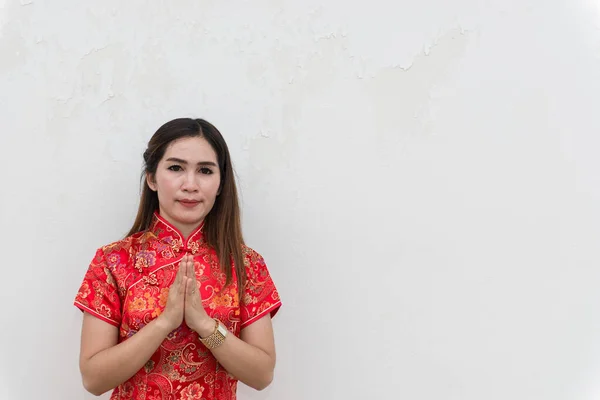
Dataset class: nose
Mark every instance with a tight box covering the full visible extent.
[181,171,199,192]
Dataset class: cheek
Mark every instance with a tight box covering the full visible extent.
[209,178,221,197]
[155,175,178,197]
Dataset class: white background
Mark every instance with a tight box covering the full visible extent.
[1,0,600,399]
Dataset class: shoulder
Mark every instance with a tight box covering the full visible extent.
[240,245,275,281]
[94,231,149,270]
[241,245,273,275]
[241,245,266,266]
[238,245,281,318]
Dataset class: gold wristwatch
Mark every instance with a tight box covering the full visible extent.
[199,319,228,349]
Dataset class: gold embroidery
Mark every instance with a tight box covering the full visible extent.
[188,240,200,254]
[170,238,183,253]
[74,213,281,399]
[143,273,158,286]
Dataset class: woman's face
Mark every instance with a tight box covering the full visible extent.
[147,136,221,238]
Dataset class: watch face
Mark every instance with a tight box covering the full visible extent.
[217,324,228,337]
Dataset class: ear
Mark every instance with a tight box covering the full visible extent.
[146,173,157,191]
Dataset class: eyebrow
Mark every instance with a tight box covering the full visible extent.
[165,157,218,167]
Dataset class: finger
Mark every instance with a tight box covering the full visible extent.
[187,257,194,280]
[181,256,188,277]
[186,277,194,299]
[181,256,187,280]
[190,276,200,300]
[187,261,196,290]
[174,260,183,286]
[179,275,186,295]
[190,274,200,299]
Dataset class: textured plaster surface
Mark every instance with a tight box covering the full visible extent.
[1,1,600,399]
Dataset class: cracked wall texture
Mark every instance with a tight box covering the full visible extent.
[1,1,600,399]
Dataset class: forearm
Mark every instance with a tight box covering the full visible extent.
[81,317,171,395]
[195,321,275,390]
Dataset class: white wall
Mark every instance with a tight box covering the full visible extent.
[1,0,600,399]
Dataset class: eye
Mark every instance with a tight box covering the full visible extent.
[200,167,213,175]
[168,165,183,172]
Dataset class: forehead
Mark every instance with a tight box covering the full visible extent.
[162,136,217,162]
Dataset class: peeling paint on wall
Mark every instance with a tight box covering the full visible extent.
[365,27,470,142]
[2,2,600,400]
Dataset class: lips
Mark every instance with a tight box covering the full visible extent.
[179,199,200,207]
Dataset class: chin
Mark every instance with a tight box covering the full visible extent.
[177,212,205,226]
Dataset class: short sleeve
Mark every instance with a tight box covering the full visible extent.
[74,248,122,327]
[240,250,282,329]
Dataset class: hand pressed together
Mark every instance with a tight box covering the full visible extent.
[159,254,214,336]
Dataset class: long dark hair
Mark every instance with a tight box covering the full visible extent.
[127,118,245,290]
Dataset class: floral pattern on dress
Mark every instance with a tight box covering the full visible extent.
[74,211,281,399]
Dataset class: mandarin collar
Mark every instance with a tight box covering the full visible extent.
[149,211,206,255]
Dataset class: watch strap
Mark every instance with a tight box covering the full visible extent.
[199,319,228,349]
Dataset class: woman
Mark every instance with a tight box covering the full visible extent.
[73,118,282,399]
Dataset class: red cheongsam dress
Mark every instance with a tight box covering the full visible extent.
[73,212,282,400]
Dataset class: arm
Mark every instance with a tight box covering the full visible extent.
[195,314,277,391]
[79,313,172,396]
[79,258,187,396]
[182,254,278,391]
